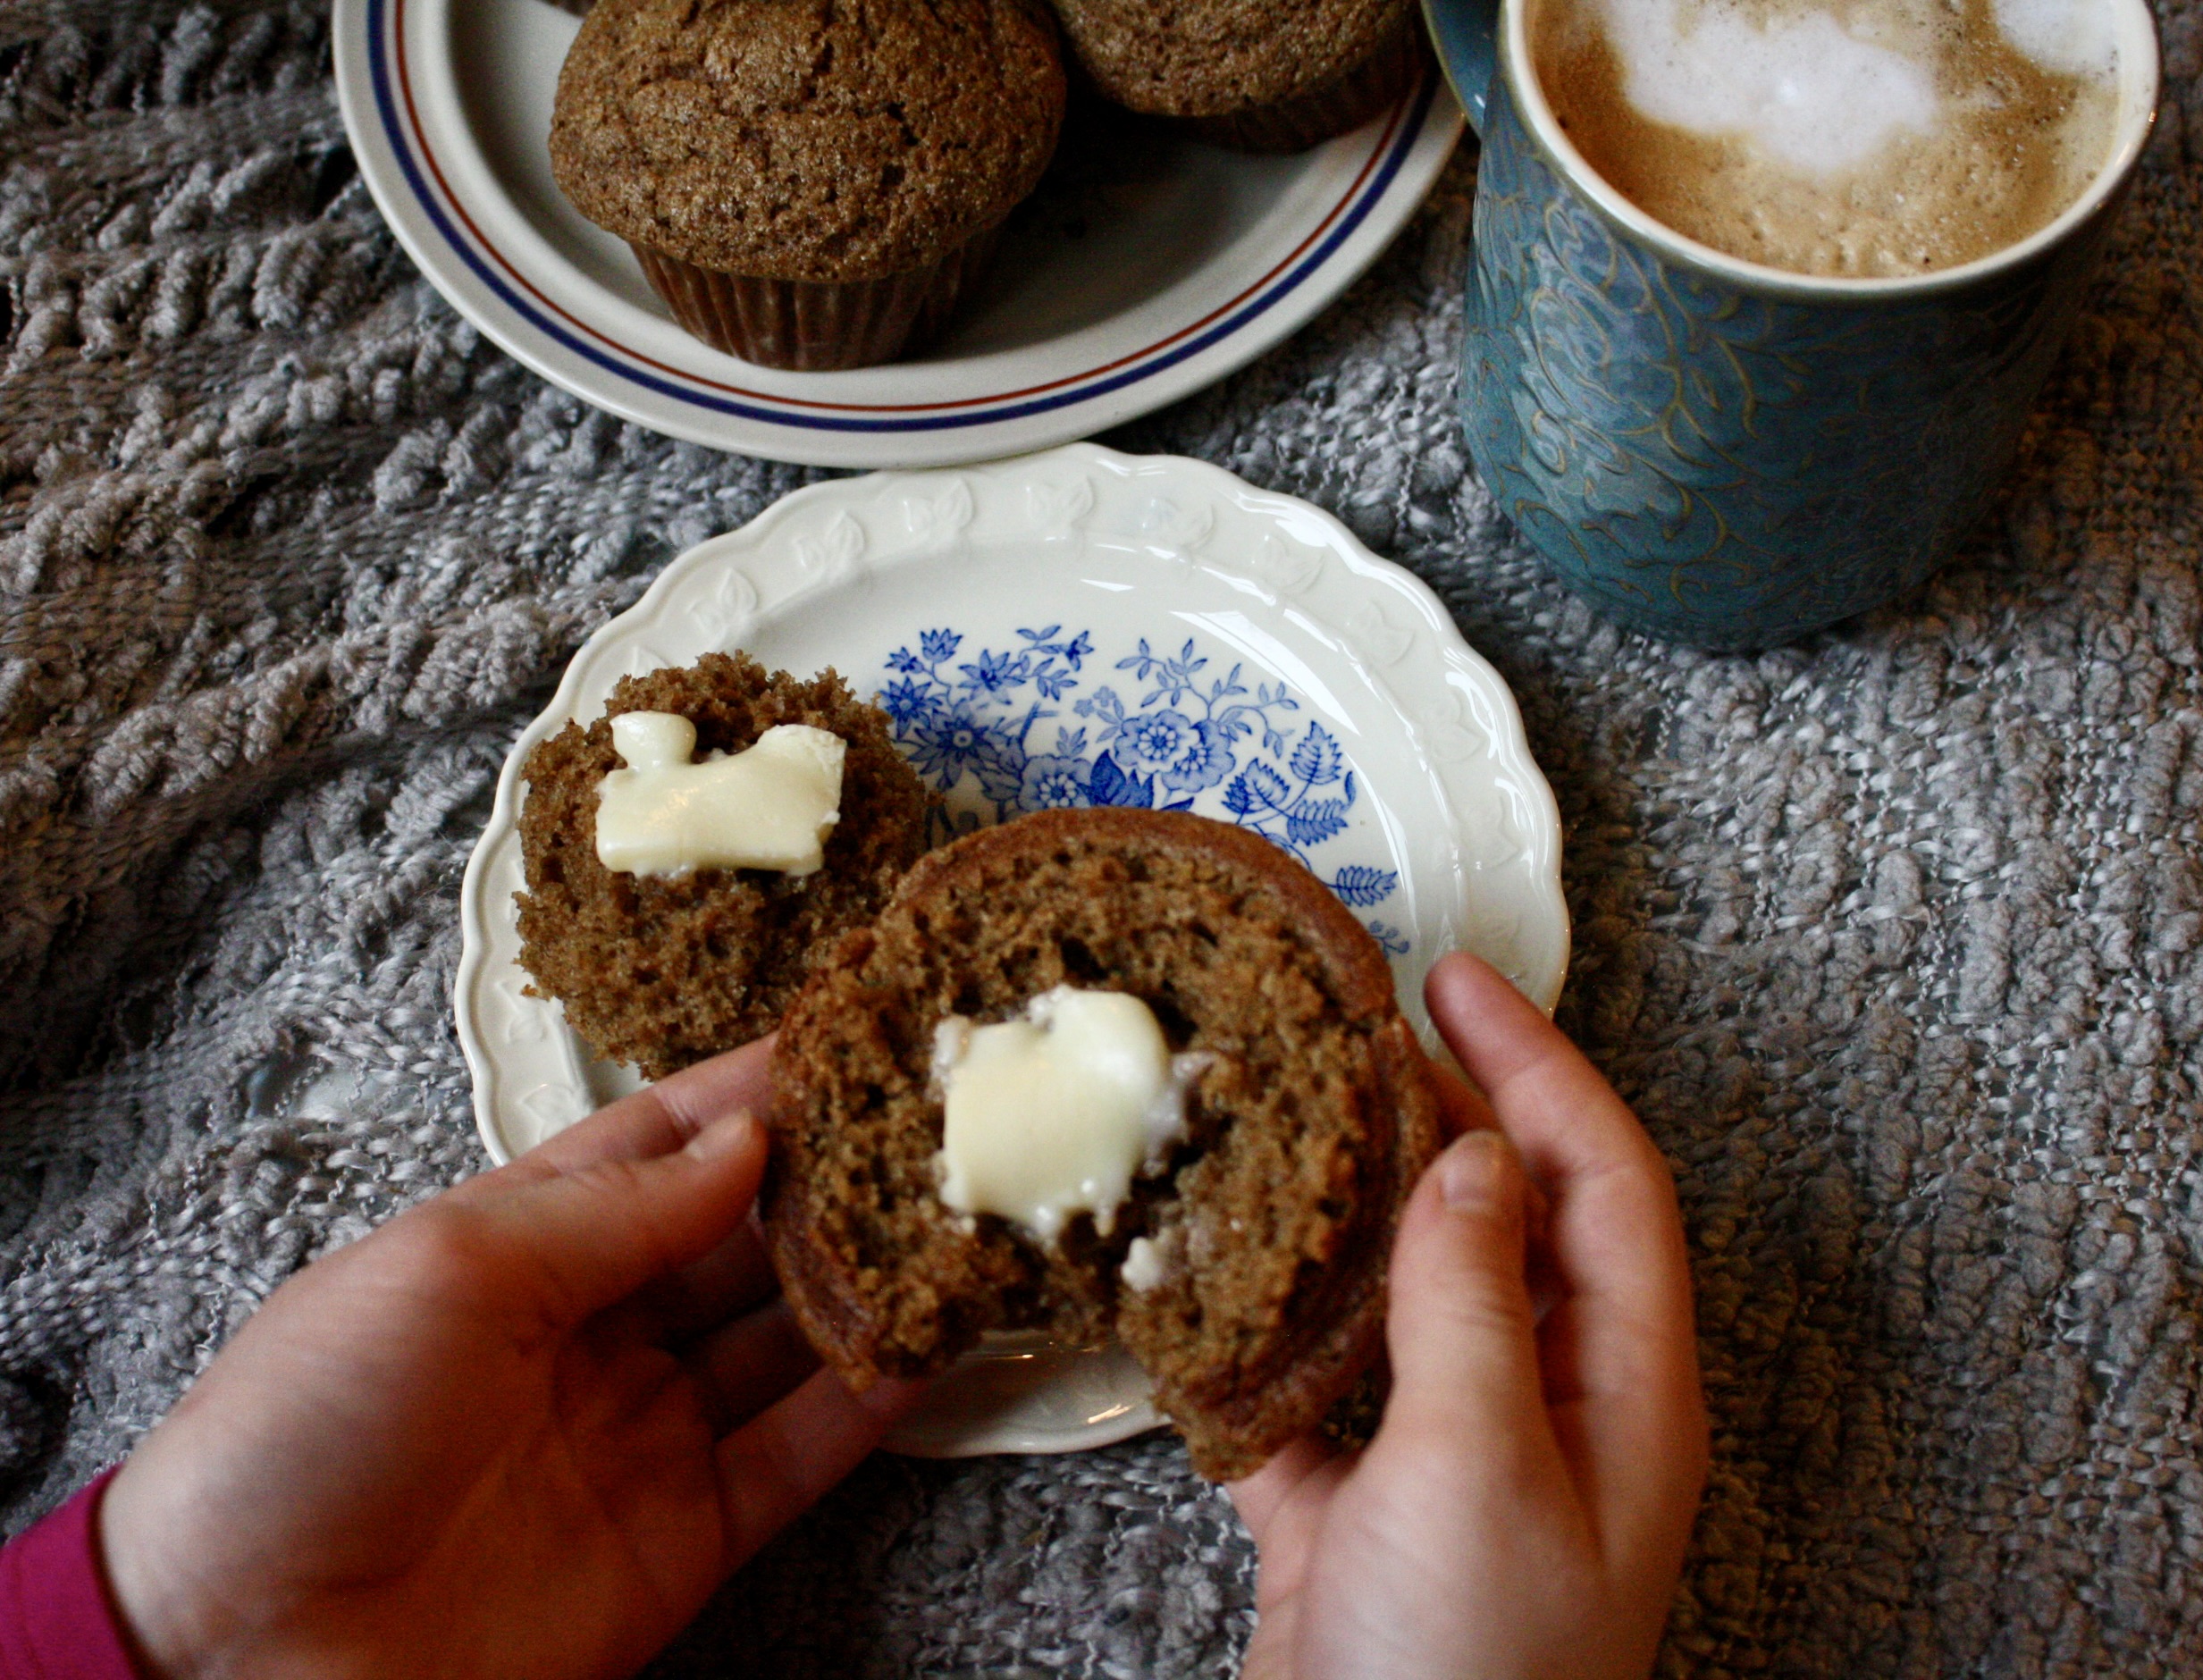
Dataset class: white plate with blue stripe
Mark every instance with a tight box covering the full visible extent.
[333,0,1462,468]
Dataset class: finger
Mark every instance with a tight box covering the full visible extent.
[1229,1437,1350,1630]
[716,1368,926,1568]
[1424,953,1694,1359]
[437,1110,771,1331]
[1428,1054,1494,1141]
[508,1038,778,1181]
[1423,953,1706,1554]
[620,1214,779,1345]
[1228,1434,1341,1544]
[685,1300,821,1435]
[1426,956,1665,1192]
[538,1037,778,1172]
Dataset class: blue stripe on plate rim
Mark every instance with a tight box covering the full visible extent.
[364,0,1441,435]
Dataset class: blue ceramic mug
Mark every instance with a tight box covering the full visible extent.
[1424,0,2160,651]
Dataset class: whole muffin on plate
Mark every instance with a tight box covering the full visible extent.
[549,0,1066,370]
[515,652,933,1079]
[1047,0,1427,152]
[764,807,1442,1480]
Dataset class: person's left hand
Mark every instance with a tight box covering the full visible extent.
[98,1039,914,1680]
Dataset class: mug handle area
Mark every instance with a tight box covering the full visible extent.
[1420,0,1501,131]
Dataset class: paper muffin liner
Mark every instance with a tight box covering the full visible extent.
[630,223,1003,371]
[1184,15,1431,154]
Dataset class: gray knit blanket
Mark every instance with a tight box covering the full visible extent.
[6,3,2203,1675]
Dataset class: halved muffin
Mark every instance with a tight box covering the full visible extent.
[516,652,933,1078]
[765,807,1441,1479]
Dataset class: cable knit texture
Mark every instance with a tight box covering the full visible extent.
[4,4,2203,1676]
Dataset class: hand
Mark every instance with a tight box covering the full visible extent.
[99,1040,916,1680]
[1232,953,1708,1680]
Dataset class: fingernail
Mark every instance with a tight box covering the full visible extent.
[1439,1131,1505,1211]
[685,1110,757,1163]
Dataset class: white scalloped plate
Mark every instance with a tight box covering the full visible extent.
[332,0,1462,468]
[454,443,1568,1457]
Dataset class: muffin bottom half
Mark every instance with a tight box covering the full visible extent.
[1181,10,1431,153]
[630,223,1003,371]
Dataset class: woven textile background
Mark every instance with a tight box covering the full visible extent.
[6,3,2203,1674]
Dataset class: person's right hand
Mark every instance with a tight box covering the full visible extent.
[1232,953,1709,1680]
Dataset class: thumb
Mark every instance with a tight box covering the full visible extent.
[1376,1130,1560,1472]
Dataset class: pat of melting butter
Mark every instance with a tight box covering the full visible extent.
[1120,1230,1180,1293]
[593,712,844,878]
[933,987,1207,1245]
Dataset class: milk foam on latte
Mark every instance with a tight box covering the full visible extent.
[1990,0,2117,77]
[1599,0,1938,172]
[1534,0,2123,277]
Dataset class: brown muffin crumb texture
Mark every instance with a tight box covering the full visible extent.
[516,652,932,1079]
[1047,0,1415,118]
[551,0,1067,281]
[766,808,1442,1480]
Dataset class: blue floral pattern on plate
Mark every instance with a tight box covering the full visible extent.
[879,626,1408,954]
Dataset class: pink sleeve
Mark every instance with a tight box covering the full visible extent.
[0,1468,142,1680]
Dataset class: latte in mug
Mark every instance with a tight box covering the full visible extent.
[1532,0,2124,278]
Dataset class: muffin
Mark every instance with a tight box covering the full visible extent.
[1047,0,1428,152]
[515,652,932,1079]
[765,807,1442,1479]
[549,0,1067,369]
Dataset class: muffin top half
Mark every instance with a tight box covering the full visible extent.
[551,0,1066,281]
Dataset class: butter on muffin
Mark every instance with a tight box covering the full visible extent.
[765,807,1442,1480]
[1047,0,1427,152]
[549,0,1066,369]
[515,652,932,1079]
